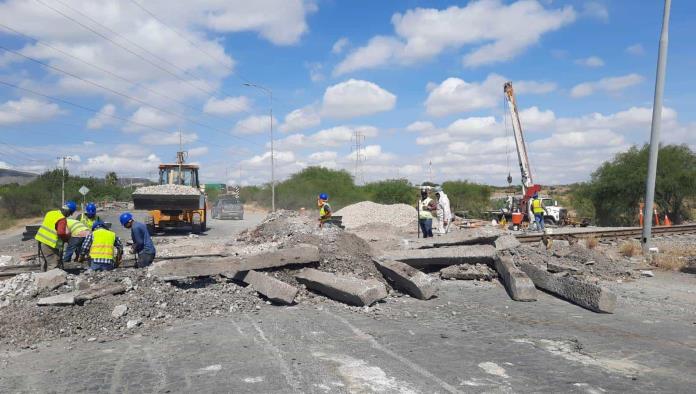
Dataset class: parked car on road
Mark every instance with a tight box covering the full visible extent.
[211,197,244,220]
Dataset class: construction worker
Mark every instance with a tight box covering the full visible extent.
[63,217,90,263]
[434,186,453,234]
[120,212,156,268]
[317,193,332,227]
[78,202,101,229]
[418,188,437,238]
[531,193,547,231]
[35,201,76,271]
[79,221,123,271]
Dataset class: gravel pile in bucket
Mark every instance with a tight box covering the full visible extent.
[133,184,200,195]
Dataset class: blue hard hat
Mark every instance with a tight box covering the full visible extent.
[319,193,328,200]
[119,212,133,227]
[64,201,77,213]
[85,202,97,216]
[533,193,539,198]
[92,220,106,231]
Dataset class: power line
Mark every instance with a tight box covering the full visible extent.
[0,44,261,146]
[0,23,249,124]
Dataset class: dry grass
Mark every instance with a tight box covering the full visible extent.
[619,240,642,257]
[651,244,696,272]
[585,235,599,249]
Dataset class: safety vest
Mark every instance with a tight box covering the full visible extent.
[79,213,99,230]
[66,218,89,235]
[35,210,64,249]
[319,203,331,222]
[90,228,116,261]
[419,198,433,219]
[532,198,544,214]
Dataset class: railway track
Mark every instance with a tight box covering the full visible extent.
[515,224,696,243]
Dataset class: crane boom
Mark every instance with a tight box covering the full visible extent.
[503,81,534,193]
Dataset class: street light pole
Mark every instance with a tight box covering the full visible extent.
[642,0,672,254]
[57,155,72,204]
[244,83,275,212]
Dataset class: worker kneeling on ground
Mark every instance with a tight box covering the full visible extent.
[120,212,156,268]
[35,201,76,271]
[63,217,91,263]
[78,202,101,229]
[317,193,332,228]
[531,193,547,232]
[79,221,123,271]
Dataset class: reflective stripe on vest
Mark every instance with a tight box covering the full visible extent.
[90,228,116,260]
[319,204,331,222]
[532,199,544,214]
[419,198,433,219]
[67,218,89,234]
[35,210,64,248]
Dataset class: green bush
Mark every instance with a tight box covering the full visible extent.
[442,181,492,218]
[363,179,415,205]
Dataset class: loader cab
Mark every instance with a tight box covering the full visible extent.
[159,164,200,188]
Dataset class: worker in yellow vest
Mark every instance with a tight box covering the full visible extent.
[79,221,123,271]
[35,201,76,271]
[63,218,91,263]
[78,202,101,229]
[317,193,332,228]
[531,193,547,232]
[418,188,437,238]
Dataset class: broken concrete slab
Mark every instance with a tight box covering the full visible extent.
[150,244,319,281]
[440,263,497,281]
[518,262,616,313]
[34,268,67,291]
[380,245,496,268]
[547,261,581,273]
[495,234,521,251]
[75,284,126,302]
[295,268,387,306]
[37,292,77,306]
[241,270,298,305]
[430,227,503,248]
[373,259,438,300]
[494,255,537,302]
[126,319,142,329]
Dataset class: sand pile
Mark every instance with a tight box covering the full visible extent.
[335,201,417,229]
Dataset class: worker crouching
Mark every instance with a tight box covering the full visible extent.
[80,221,123,271]
[63,217,90,263]
[120,212,156,268]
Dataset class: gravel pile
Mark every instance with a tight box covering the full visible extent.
[0,273,37,299]
[335,201,417,229]
[133,184,200,195]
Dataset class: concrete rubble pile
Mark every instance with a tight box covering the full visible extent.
[133,184,200,195]
[334,201,417,230]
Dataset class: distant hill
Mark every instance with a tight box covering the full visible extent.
[0,168,38,185]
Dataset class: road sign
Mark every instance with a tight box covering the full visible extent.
[79,186,90,196]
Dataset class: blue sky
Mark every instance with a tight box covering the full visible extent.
[0,0,694,186]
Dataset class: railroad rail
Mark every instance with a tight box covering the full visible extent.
[515,224,696,243]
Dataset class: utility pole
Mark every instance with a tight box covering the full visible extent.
[244,83,275,211]
[351,129,365,185]
[642,0,672,254]
[428,160,433,184]
[57,156,72,203]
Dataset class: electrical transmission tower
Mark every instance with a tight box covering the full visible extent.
[351,129,366,185]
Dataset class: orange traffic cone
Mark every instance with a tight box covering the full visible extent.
[653,209,660,226]
[664,214,672,227]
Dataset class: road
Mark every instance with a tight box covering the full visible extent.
[1,274,695,392]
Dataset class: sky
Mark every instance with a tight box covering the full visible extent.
[0,0,694,187]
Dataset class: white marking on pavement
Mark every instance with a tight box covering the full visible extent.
[313,352,418,394]
[243,376,264,383]
[199,364,222,372]
[323,310,462,393]
[478,362,509,378]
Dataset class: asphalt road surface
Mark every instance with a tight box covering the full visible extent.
[1,274,695,392]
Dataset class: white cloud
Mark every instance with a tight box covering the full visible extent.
[334,1,576,74]
[331,37,350,54]
[242,150,296,168]
[279,106,320,133]
[626,43,645,56]
[307,62,324,82]
[531,130,624,150]
[139,131,198,145]
[275,125,378,149]
[519,106,556,130]
[424,74,504,117]
[515,81,557,95]
[86,104,116,129]
[556,106,677,133]
[575,56,605,67]
[582,2,609,22]
[446,116,498,137]
[346,144,394,162]
[125,106,177,132]
[0,161,12,169]
[308,151,337,162]
[234,114,277,134]
[406,121,435,133]
[203,96,251,115]
[322,79,396,119]
[188,146,209,158]
[570,73,644,98]
[0,97,61,125]
[81,153,162,174]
